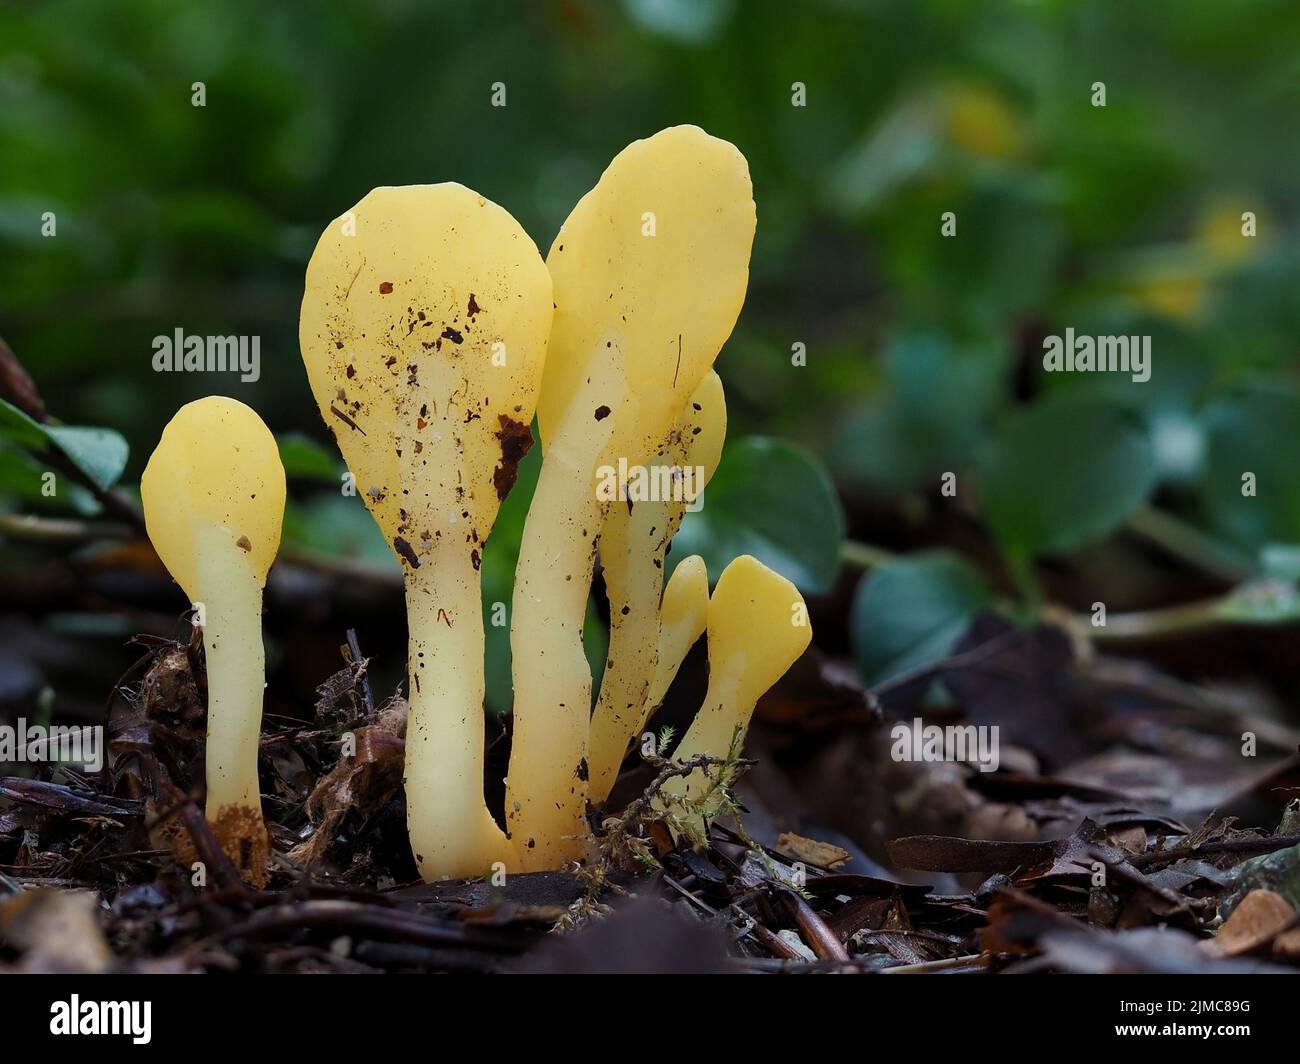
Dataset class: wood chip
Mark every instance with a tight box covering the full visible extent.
[775,831,851,869]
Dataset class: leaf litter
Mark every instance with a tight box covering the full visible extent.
[3,599,1300,974]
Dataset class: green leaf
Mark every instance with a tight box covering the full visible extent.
[623,0,732,44]
[43,426,129,492]
[832,329,1006,494]
[1198,386,1300,550]
[850,550,993,687]
[671,436,846,594]
[0,398,129,491]
[0,440,97,513]
[981,397,1158,566]
[277,432,340,482]
[0,398,47,449]
[1260,543,1300,582]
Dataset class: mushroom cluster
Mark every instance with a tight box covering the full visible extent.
[141,126,812,885]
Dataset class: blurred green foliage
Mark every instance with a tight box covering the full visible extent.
[852,550,992,686]
[3,0,1300,692]
[672,436,845,594]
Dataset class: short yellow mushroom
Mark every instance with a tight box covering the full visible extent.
[507,126,755,868]
[587,372,726,804]
[299,184,551,880]
[645,555,710,717]
[662,555,812,823]
[140,396,286,885]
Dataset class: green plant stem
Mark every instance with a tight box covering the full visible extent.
[1076,596,1228,642]
[1125,506,1255,582]
[0,512,132,543]
[0,511,404,588]
[839,539,897,569]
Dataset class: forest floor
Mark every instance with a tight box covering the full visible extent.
[3,610,1300,975]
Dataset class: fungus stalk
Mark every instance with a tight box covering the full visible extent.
[662,555,812,826]
[402,536,509,876]
[507,409,609,863]
[141,397,286,885]
[507,126,755,868]
[300,184,551,880]
[194,539,265,821]
[587,372,725,804]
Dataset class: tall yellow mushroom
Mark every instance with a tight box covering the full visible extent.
[140,396,286,885]
[299,184,551,880]
[587,372,726,804]
[507,126,755,868]
[662,555,812,826]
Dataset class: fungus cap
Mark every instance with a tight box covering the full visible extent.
[300,183,551,564]
[706,555,812,706]
[538,125,754,461]
[141,396,285,596]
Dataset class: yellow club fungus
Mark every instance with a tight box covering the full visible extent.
[587,372,726,803]
[507,126,755,868]
[140,396,286,885]
[299,184,552,880]
[663,555,812,825]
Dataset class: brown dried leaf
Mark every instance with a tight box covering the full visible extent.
[288,698,407,867]
[775,831,851,869]
[1211,888,1296,957]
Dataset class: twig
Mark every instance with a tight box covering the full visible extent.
[345,629,374,714]
[748,920,807,960]
[0,511,404,589]
[151,780,244,893]
[214,900,528,953]
[882,952,988,974]
[0,512,132,543]
[780,889,850,961]
[1130,832,1300,870]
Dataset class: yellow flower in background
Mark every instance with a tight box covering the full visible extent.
[942,82,1029,162]
[1129,273,1208,322]
[1198,199,1267,265]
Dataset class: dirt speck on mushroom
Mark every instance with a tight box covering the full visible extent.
[492,414,534,500]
